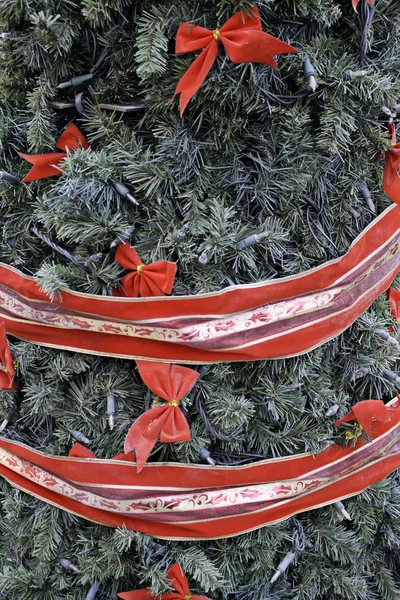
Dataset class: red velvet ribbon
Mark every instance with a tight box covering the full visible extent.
[388,287,400,320]
[118,562,210,600]
[18,123,89,183]
[68,442,134,462]
[113,243,177,298]
[335,400,390,436]
[124,361,200,472]
[173,5,298,115]
[352,0,374,11]
[0,323,17,390]
[383,123,400,206]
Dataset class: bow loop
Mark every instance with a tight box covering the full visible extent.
[0,323,17,390]
[220,6,262,33]
[221,30,298,68]
[124,361,199,472]
[19,123,88,183]
[136,361,200,402]
[173,5,298,115]
[114,243,176,298]
[335,400,390,436]
[167,563,191,597]
[175,24,215,53]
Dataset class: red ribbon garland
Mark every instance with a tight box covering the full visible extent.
[118,562,210,600]
[113,243,177,298]
[124,361,200,472]
[352,0,374,12]
[18,123,89,183]
[0,323,17,390]
[383,123,400,206]
[173,5,298,115]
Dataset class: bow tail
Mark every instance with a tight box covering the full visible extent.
[56,123,89,151]
[18,151,67,182]
[124,406,169,472]
[174,40,219,115]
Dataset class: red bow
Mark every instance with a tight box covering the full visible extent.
[113,243,177,298]
[388,287,400,320]
[0,324,17,390]
[352,0,374,12]
[68,442,134,462]
[383,123,400,206]
[173,5,298,115]
[124,361,200,472]
[335,400,390,436]
[19,123,89,183]
[118,562,210,600]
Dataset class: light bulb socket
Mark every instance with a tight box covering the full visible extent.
[70,429,90,444]
[0,171,21,184]
[58,73,94,89]
[110,180,139,205]
[198,253,208,267]
[85,581,101,600]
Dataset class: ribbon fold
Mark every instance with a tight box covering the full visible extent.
[335,400,390,436]
[0,324,17,390]
[18,123,89,183]
[68,442,134,462]
[114,243,177,298]
[124,361,200,472]
[383,123,400,206]
[118,562,210,600]
[388,287,400,320]
[173,5,298,115]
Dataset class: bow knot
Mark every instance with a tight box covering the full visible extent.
[124,361,200,472]
[173,5,298,115]
[113,243,176,298]
[212,29,220,42]
[19,123,88,183]
[344,421,363,440]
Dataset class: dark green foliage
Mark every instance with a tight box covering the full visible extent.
[0,0,400,598]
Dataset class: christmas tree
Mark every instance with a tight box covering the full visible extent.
[0,1,400,598]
